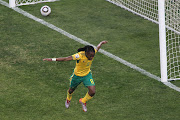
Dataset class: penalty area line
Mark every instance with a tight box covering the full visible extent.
[1,0,180,92]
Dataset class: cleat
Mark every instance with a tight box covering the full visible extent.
[79,98,87,112]
[65,99,70,108]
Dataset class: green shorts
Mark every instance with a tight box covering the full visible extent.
[69,72,95,89]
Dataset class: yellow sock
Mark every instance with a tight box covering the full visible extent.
[81,92,93,103]
[67,91,73,101]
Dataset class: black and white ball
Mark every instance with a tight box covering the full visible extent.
[40,5,51,16]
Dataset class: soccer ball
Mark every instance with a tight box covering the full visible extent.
[40,5,51,16]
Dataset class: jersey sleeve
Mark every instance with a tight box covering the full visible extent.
[72,52,81,60]
[95,48,97,53]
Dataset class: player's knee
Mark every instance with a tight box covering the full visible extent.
[91,91,95,96]
[88,86,95,96]
[89,89,95,96]
[68,88,75,94]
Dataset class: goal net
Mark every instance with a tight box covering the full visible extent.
[107,0,180,82]
[9,0,58,7]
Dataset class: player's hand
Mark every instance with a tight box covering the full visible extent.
[43,58,52,61]
[101,41,108,44]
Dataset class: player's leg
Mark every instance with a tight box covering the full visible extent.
[79,86,95,112]
[79,72,95,112]
[65,87,75,108]
[87,85,95,96]
[80,86,95,103]
[67,87,75,101]
[65,73,81,108]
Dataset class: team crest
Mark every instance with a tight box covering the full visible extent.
[75,54,79,58]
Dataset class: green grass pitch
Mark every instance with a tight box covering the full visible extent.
[0,0,180,119]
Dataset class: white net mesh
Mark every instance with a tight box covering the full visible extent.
[15,0,58,6]
[167,30,180,80]
[166,1,180,80]
[107,0,159,23]
[107,0,180,81]
[166,0,180,34]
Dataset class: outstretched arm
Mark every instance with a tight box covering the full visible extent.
[96,41,108,51]
[43,56,73,61]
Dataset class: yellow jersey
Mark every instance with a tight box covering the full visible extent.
[72,49,97,77]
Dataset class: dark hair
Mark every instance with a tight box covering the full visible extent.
[78,45,95,53]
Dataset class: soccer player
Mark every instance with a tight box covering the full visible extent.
[43,41,108,112]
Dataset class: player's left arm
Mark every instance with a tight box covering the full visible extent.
[96,41,108,51]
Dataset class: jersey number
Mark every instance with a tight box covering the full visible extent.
[90,79,94,84]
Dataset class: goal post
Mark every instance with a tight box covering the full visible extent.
[9,0,15,8]
[107,0,180,82]
[9,0,58,8]
[158,0,167,82]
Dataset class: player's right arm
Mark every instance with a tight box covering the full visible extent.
[43,56,73,61]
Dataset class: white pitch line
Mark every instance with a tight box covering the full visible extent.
[1,0,180,92]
